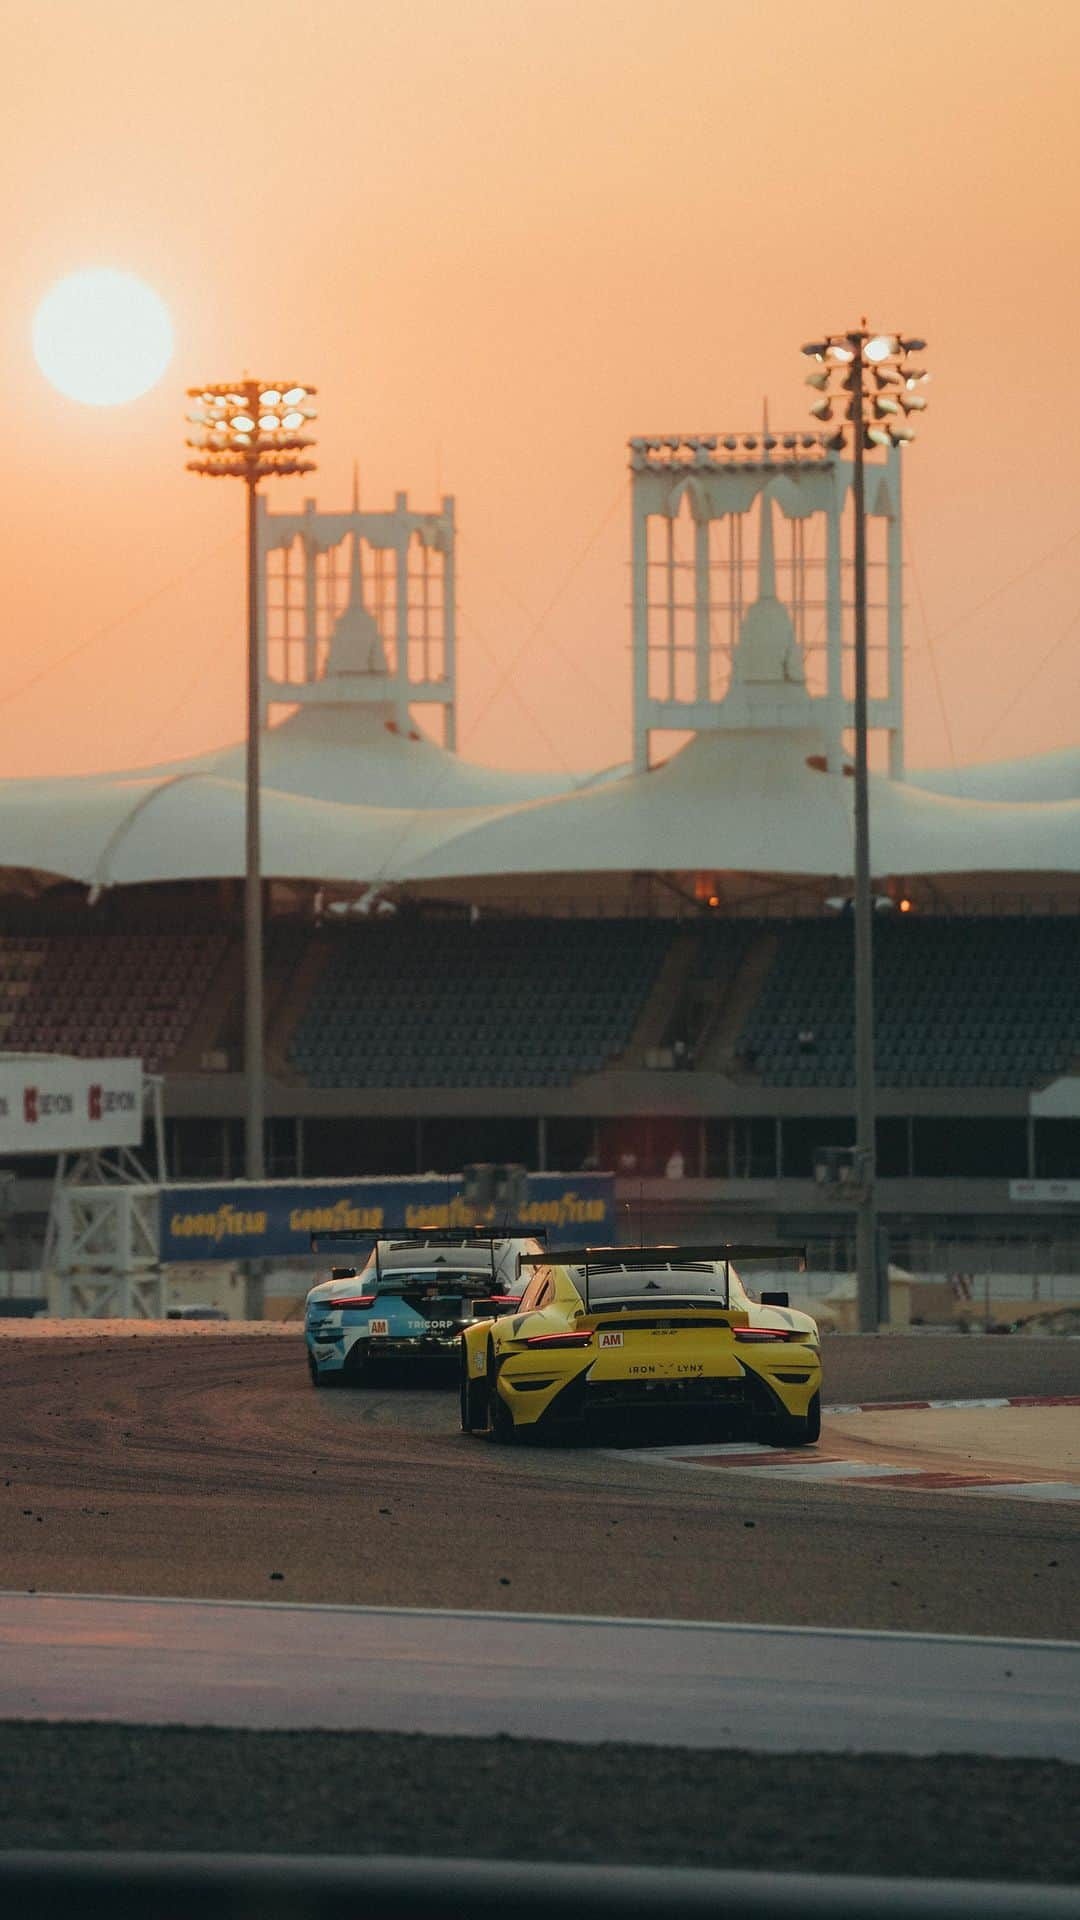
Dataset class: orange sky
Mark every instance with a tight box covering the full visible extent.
[2,0,1079,781]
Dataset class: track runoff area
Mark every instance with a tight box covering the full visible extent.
[613,1393,1080,1502]
[0,1320,1077,1884]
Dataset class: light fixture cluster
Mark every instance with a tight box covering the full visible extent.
[629,431,831,472]
[799,333,928,453]
[186,378,317,481]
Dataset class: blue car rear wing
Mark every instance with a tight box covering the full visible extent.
[310,1224,547,1285]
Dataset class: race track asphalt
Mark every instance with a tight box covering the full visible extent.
[1,1332,1077,1637]
[2,1329,1079,1879]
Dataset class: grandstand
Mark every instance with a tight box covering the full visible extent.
[739,916,1080,1090]
[0,932,227,1071]
[289,918,671,1089]
[5,911,1075,1109]
[0,450,1078,1287]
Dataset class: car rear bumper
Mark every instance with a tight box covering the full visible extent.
[523,1359,814,1433]
[586,1373,755,1411]
[306,1326,461,1371]
[365,1337,459,1358]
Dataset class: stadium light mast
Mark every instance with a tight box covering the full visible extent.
[186,381,317,1181]
[800,327,929,1332]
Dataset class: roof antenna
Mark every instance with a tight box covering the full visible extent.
[351,460,360,513]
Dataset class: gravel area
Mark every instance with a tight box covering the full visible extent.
[821,1332,1080,1404]
[2,1334,1077,1636]
[0,1726,1076,1884]
[0,1319,294,1339]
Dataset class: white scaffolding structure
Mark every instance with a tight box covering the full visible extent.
[44,1075,167,1318]
[629,426,904,776]
[257,477,458,745]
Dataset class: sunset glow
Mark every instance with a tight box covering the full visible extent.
[4,0,1080,779]
[32,270,174,407]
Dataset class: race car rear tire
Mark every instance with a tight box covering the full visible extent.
[460,1348,488,1434]
[342,1342,372,1387]
[487,1346,517,1444]
[772,1389,821,1448]
[308,1356,341,1390]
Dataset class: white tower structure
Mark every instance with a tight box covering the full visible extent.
[257,474,457,746]
[629,425,904,776]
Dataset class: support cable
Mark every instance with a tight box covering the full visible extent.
[138,622,246,758]
[456,477,628,748]
[0,533,239,714]
[924,520,1080,654]
[972,602,1080,756]
[359,480,630,888]
[903,527,957,768]
[457,610,577,774]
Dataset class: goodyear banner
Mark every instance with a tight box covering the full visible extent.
[160,1173,615,1263]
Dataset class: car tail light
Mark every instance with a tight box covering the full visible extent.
[733,1327,790,1343]
[524,1332,592,1349]
[329,1294,376,1309]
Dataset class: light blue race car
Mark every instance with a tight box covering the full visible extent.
[304,1228,542,1388]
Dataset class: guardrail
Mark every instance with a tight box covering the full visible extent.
[1,1855,1078,1919]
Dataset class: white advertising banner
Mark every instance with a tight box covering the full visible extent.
[1029,1077,1080,1118]
[0,1057,143,1154]
[1009,1179,1080,1206]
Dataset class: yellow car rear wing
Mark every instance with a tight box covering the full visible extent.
[518,1243,807,1312]
[518,1242,806,1270]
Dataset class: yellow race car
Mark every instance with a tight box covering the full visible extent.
[460,1242,820,1447]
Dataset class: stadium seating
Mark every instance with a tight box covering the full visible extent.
[288,918,673,1088]
[696,920,756,980]
[736,916,1080,1088]
[0,932,227,1071]
[2,913,1077,1097]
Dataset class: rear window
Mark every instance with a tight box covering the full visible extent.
[371,1249,489,1274]
[374,1266,499,1294]
[578,1262,730,1305]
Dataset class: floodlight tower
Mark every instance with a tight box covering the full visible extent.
[185,381,317,1182]
[800,328,929,1333]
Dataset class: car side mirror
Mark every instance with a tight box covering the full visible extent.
[761,1290,790,1308]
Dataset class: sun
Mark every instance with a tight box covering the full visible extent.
[32,269,174,407]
